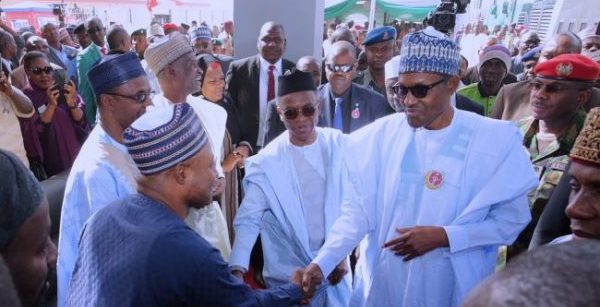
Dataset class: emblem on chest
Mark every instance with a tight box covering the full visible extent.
[424,170,444,190]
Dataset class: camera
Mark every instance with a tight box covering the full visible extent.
[426,0,470,34]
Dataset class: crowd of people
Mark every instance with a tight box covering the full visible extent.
[0,12,599,307]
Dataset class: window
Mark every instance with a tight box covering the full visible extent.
[568,22,575,32]
[579,23,588,31]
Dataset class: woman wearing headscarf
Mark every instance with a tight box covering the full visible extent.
[196,54,250,242]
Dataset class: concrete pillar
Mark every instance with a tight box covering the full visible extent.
[233,0,324,63]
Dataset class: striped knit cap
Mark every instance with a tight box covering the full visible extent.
[123,103,208,175]
[398,26,461,76]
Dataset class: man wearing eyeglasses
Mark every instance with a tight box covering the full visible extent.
[58,52,153,307]
[301,27,537,307]
[510,54,599,257]
[77,17,108,125]
[230,69,351,306]
[319,41,392,134]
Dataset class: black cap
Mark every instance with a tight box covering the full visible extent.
[277,69,316,97]
[74,22,86,34]
[131,28,147,37]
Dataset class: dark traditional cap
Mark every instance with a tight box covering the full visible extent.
[363,26,397,46]
[570,107,600,167]
[522,46,542,62]
[131,28,147,37]
[0,150,44,250]
[181,23,190,30]
[277,69,316,97]
[87,52,146,98]
[123,103,208,175]
[74,22,86,34]
[534,53,600,82]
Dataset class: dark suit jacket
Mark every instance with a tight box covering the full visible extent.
[47,44,79,83]
[491,80,600,121]
[225,55,295,149]
[456,94,485,116]
[263,83,393,145]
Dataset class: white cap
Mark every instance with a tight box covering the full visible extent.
[384,55,401,80]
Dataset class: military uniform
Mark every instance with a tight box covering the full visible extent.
[510,110,586,255]
[355,26,397,98]
[353,68,385,96]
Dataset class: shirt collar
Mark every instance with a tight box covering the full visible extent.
[259,56,282,72]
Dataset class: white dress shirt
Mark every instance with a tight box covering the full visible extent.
[258,56,282,148]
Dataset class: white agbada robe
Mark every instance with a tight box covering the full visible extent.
[230,128,351,307]
[312,109,538,307]
[57,125,140,307]
[152,95,231,260]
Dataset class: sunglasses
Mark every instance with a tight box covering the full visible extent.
[326,63,354,73]
[392,78,447,99]
[105,91,155,104]
[281,103,317,120]
[30,66,54,75]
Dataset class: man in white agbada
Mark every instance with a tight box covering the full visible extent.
[302,27,539,307]
[229,69,351,306]
[144,32,233,259]
[57,52,153,307]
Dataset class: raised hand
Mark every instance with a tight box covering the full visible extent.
[0,71,12,94]
[382,226,449,261]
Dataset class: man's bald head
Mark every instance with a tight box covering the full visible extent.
[25,36,49,53]
[540,32,583,62]
[106,26,131,52]
[258,21,285,38]
[327,41,356,62]
[330,28,355,45]
[296,56,321,87]
[464,240,600,307]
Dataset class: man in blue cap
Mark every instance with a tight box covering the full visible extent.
[57,52,153,307]
[302,27,537,306]
[68,103,312,306]
[353,26,397,97]
[517,46,542,81]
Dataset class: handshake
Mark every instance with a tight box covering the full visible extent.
[291,261,349,304]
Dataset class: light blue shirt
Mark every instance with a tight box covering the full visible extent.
[57,125,139,307]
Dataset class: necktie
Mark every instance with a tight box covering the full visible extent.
[267,65,276,102]
[333,97,344,131]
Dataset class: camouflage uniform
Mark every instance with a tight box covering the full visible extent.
[510,110,586,256]
[353,68,386,96]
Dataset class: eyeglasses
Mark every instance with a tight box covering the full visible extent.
[281,103,317,120]
[392,78,447,99]
[30,66,54,75]
[105,91,155,103]
[326,63,354,73]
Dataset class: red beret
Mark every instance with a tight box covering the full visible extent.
[162,23,178,32]
[534,53,600,82]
